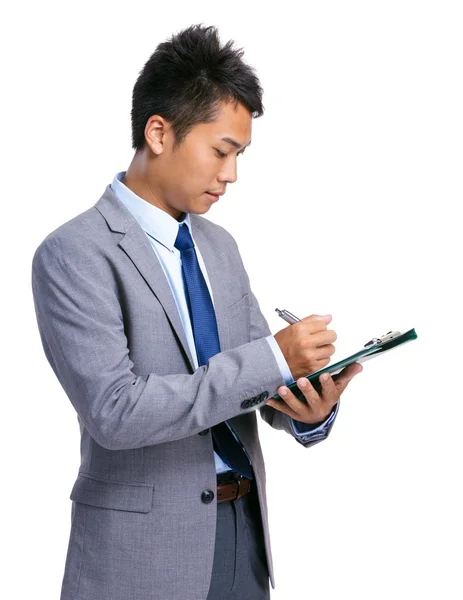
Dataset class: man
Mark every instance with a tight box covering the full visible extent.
[31,24,362,600]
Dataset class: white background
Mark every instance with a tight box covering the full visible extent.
[2,1,462,598]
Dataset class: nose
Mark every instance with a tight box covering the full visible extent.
[218,155,238,185]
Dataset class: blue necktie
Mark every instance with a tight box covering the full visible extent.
[174,223,253,479]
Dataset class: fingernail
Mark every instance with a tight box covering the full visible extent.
[321,373,329,382]
[298,378,307,388]
[279,387,288,396]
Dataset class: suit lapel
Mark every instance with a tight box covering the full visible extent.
[118,226,197,371]
[95,186,231,372]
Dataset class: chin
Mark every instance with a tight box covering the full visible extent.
[189,203,211,215]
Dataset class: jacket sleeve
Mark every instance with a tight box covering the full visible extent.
[226,235,339,449]
[31,234,286,451]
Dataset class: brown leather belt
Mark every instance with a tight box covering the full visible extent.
[216,475,252,503]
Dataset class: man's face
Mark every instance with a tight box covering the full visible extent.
[146,100,252,220]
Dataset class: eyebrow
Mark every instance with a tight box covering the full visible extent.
[220,137,252,151]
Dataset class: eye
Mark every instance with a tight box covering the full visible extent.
[214,149,245,159]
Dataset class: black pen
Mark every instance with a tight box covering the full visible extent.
[275,308,301,325]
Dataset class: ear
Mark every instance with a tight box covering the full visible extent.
[144,115,169,155]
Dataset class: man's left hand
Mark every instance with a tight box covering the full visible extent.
[264,362,363,424]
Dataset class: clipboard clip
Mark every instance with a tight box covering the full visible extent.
[364,330,401,348]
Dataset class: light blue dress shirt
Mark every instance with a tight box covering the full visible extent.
[111,172,337,473]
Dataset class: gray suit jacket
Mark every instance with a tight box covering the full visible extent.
[31,184,337,600]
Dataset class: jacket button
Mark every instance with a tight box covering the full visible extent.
[201,490,215,504]
[198,428,210,436]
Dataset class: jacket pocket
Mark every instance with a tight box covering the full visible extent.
[227,292,249,319]
[227,293,251,347]
[70,472,154,513]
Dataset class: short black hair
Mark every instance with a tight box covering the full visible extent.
[131,24,264,152]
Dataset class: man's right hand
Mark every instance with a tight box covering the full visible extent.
[273,314,337,381]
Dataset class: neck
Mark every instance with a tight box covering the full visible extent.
[124,151,185,222]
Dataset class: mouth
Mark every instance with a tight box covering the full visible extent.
[204,191,222,202]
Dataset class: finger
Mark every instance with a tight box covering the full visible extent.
[334,363,363,395]
[264,397,306,421]
[319,372,339,405]
[312,357,331,372]
[315,343,336,360]
[301,314,332,325]
[296,319,330,335]
[277,379,321,415]
[307,330,338,347]
[294,378,322,410]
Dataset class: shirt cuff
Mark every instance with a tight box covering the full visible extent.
[265,335,294,386]
[290,401,339,438]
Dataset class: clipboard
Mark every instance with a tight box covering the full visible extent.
[272,328,418,402]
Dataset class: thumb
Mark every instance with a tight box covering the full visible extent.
[302,314,332,324]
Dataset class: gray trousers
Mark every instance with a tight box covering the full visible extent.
[207,484,270,599]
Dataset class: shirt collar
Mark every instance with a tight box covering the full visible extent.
[111,171,191,252]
